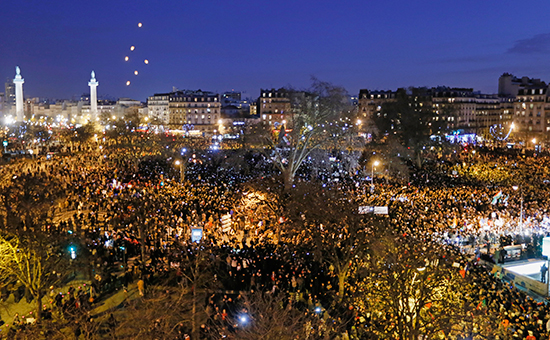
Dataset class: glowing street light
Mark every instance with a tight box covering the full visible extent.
[239,315,249,324]
[175,160,184,182]
[512,185,523,228]
[372,160,380,186]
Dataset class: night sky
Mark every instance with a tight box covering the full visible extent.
[2,0,550,101]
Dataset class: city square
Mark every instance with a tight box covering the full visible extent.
[3,1,550,339]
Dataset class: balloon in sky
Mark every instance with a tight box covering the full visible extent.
[122,23,149,86]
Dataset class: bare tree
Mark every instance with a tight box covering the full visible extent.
[286,183,370,302]
[114,246,218,340]
[176,242,220,339]
[114,286,188,339]
[264,78,352,191]
[240,177,285,228]
[374,88,434,169]
[0,232,68,320]
[226,291,336,340]
[360,231,470,339]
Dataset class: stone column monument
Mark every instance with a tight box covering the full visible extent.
[88,71,99,119]
[13,66,24,122]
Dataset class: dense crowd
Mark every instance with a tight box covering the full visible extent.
[2,141,550,338]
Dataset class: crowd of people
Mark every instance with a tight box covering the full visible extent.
[3,137,550,338]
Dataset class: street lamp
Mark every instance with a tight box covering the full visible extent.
[175,160,184,182]
[371,160,380,186]
[512,185,523,229]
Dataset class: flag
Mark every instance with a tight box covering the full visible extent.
[476,299,486,310]
[459,269,466,278]
[491,190,503,205]
[502,195,509,205]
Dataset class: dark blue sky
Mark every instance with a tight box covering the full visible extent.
[2,0,550,101]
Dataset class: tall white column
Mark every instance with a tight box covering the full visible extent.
[88,70,98,120]
[13,66,24,122]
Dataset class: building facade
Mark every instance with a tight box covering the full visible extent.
[258,88,292,126]
[168,90,221,135]
[498,73,550,142]
[359,86,511,139]
[147,93,170,125]
[4,80,15,116]
[514,87,550,137]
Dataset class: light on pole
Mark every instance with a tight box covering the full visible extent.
[371,160,380,186]
[512,185,523,229]
[175,160,183,182]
